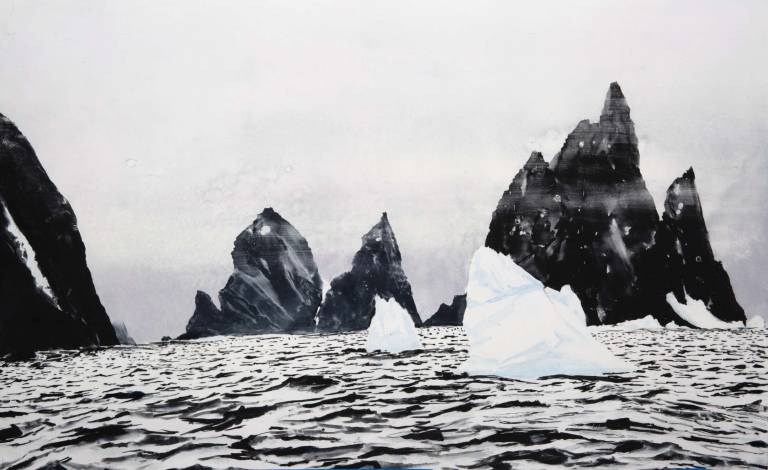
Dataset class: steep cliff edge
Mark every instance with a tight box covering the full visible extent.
[0,113,117,354]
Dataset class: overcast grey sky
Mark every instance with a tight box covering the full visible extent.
[1,1,766,341]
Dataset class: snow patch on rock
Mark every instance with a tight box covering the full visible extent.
[666,293,742,329]
[366,296,423,353]
[2,204,58,305]
[462,248,631,379]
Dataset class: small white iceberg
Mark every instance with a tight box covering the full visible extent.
[462,248,631,379]
[366,296,423,353]
[665,293,743,329]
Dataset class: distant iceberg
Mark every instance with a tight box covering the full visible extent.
[462,248,631,379]
[665,293,743,330]
[366,296,423,353]
[590,315,664,331]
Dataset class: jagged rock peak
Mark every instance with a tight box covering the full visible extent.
[360,212,403,263]
[180,209,323,339]
[553,82,640,174]
[523,151,548,171]
[316,212,421,332]
[484,83,745,328]
[664,167,704,222]
[600,82,631,122]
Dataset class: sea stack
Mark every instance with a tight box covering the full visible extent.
[0,112,117,355]
[660,168,745,323]
[180,208,323,338]
[484,83,744,326]
[316,213,421,332]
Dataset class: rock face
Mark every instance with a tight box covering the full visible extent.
[181,208,323,338]
[485,83,745,326]
[0,113,117,355]
[316,213,421,332]
[661,169,745,323]
[112,321,137,345]
[424,294,467,327]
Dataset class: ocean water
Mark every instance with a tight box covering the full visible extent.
[1,327,766,469]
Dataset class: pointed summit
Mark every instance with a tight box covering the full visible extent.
[316,213,420,331]
[600,82,631,123]
[523,151,548,171]
[552,82,640,173]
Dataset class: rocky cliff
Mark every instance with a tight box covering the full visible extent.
[316,213,421,332]
[485,83,745,326]
[181,208,323,338]
[0,113,117,355]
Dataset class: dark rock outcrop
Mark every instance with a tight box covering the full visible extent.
[424,294,467,327]
[661,168,745,322]
[485,83,744,326]
[0,113,117,355]
[316,213,421,332]
[180,208,323,338]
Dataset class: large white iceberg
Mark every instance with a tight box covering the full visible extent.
[545,285,586,325]
[366,296,423,353]
[462,247,631,379]
[665,293,743,329]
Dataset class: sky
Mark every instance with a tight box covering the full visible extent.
[0,1,766,341]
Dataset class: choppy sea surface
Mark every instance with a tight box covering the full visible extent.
[1,327,766,470]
